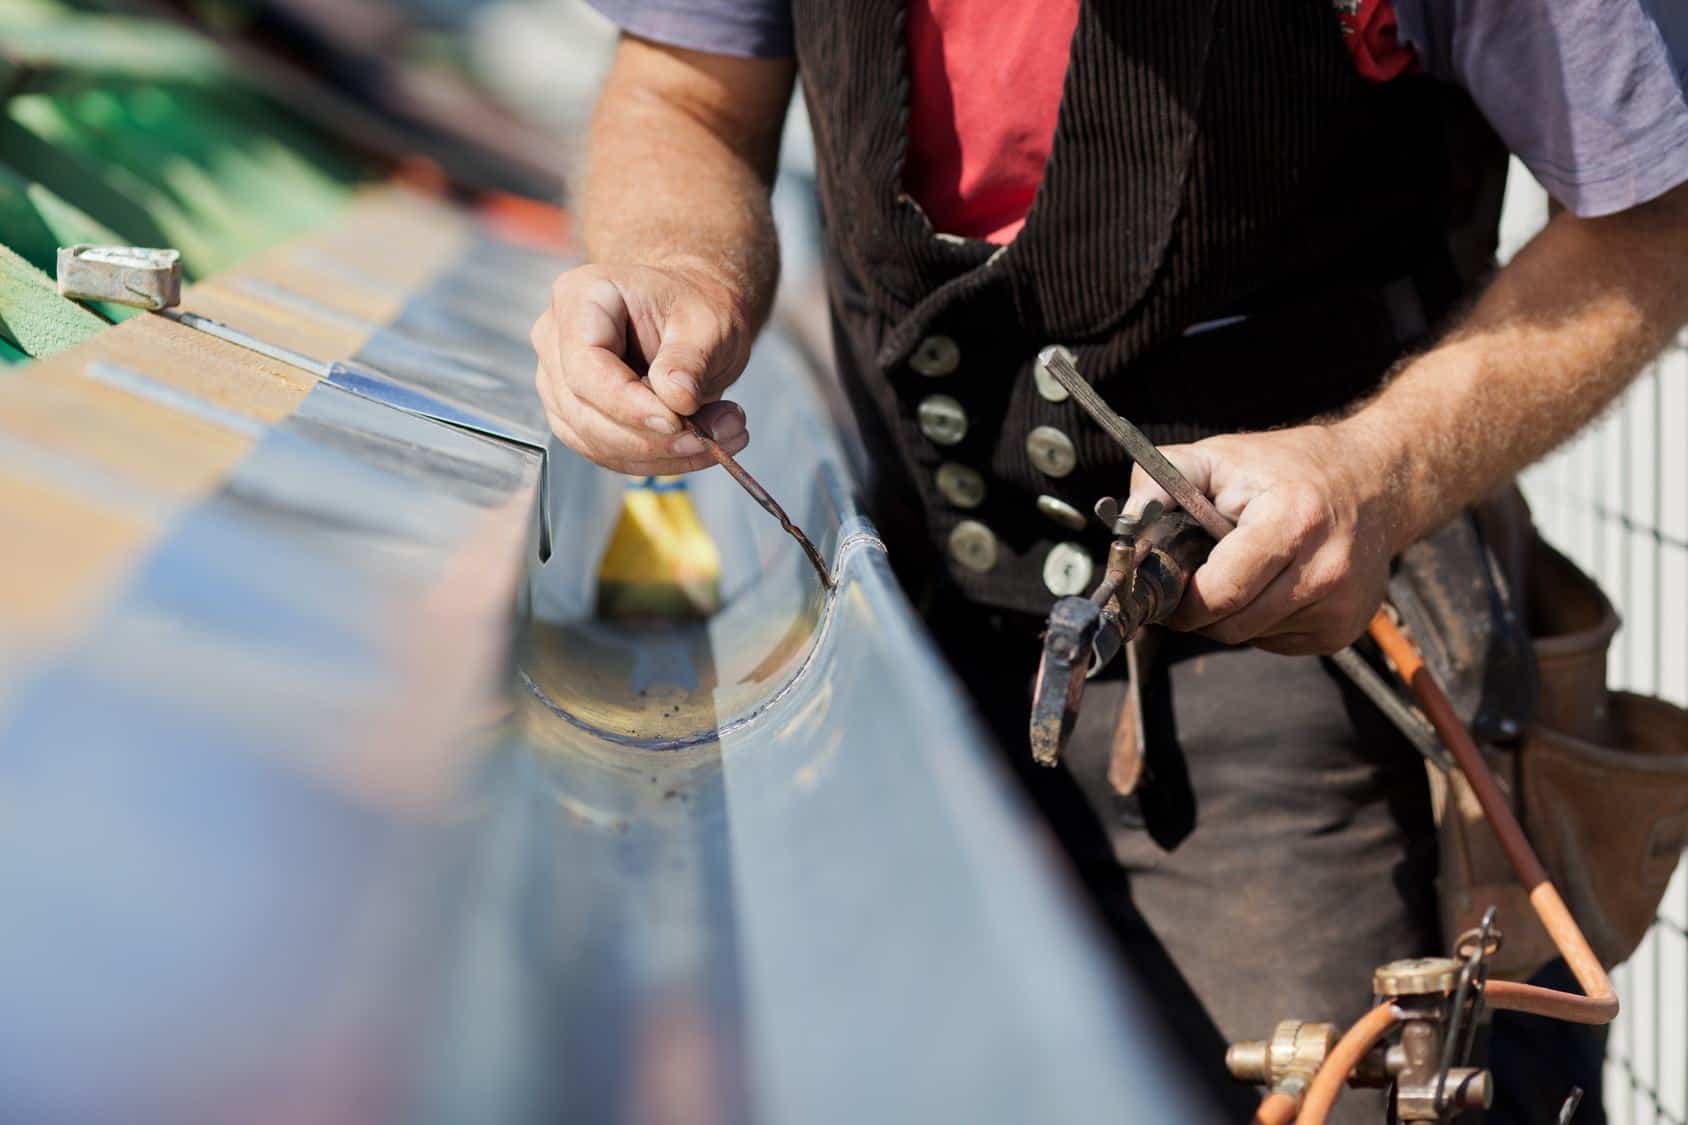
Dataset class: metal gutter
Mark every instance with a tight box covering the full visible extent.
[0,202,1212,1122]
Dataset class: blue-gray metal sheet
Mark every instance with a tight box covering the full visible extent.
[0,228,1214,1123]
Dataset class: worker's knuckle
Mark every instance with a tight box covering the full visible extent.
[1206,617,1253,646]
[1283,486,1330,539]
[1207,585,1249,617]
[1315,524,1366,580]
[666,341,711,371]
[1303,555,1350,600]
[544,389,579,430]
[562,350,606,393]
[550,267,588,303]
[1187,570,1239,618]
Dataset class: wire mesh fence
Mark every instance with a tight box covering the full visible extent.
[1504,165,1688,1125]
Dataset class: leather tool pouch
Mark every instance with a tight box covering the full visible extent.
[1397,490,1688,979]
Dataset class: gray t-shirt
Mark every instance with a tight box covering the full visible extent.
[587,0,1688,218]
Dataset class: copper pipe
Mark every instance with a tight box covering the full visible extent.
[1253,1090,1300,1125]
[1366,611,1618,1026]
[1291,1004,1401,1125]
[1278,610,1619,1125]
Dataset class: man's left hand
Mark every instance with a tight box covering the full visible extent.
[1124,423,1411,655]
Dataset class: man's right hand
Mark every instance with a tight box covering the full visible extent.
[532,259,754,475]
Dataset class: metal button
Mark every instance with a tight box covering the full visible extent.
[1036,494,1087,530]
[1033,344,1073,402]
[910,334,960,377]
[1042,542,1095,597]
[936,463,986,509]
[948,519,999,573]
[1026,425,1077,477]
[918,395,968,446]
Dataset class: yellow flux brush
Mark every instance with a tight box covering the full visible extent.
[595,475,723,619]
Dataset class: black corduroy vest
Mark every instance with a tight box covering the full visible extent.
[792,0,1505,614]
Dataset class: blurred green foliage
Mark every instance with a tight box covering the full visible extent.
[0,0,368,360]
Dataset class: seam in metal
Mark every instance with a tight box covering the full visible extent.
[522,525,889,751]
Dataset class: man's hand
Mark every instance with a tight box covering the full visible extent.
[533,259,753,474]
[1125,423,1409,655]
[538,34,794,472]
[1132,182,1688,655]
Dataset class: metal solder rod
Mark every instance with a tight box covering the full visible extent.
[1038,347,1237,541]
[687,418,834,589]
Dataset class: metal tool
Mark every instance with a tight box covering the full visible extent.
[1029,348,1453,773]
[1028,500,1211,765]
[1037,346,1234,540]
[685,415,833,590]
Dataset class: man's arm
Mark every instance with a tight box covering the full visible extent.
[532,36,795,474]
[1127,181,1688,655]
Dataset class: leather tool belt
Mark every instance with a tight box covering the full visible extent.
[1395,489,1688,979]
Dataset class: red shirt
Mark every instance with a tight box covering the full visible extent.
[903,0,1414,246]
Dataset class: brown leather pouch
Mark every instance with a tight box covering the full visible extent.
[1431,518,1688,979]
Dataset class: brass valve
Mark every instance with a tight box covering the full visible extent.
[1370,957,1493,1121]
[1373,956,1461,998]
[1228,956,1496,1121]
[1227,1020,1338,1094]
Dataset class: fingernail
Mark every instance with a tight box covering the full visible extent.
[662,369,700,403]
[644,414,681,436]
[670,432,705,456]
[724,428,749,454]
[710,408,745,442]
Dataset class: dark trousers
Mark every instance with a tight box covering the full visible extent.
[929,602,1604,1124]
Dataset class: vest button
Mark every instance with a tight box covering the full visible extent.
[1026,425,1077,477]
[1042,542,1095,597]
[1036,494,1087,530]
[918,395,969,446]
[910,334,960,377]
[936,462,986,509]
[1033,344,1074,402]
[948,519,999,573]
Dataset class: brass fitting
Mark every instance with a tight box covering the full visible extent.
[1227,1020,1338,1093]
[1373,957,1461,998]
[1372,956,1493,1121]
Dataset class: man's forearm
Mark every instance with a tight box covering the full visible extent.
[1342,182,1688,552]
[1121,181,1688,652]
[580,38,794,333]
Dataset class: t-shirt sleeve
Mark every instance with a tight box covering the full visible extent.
[1397,0,1688,216]
[584,0,795,59]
